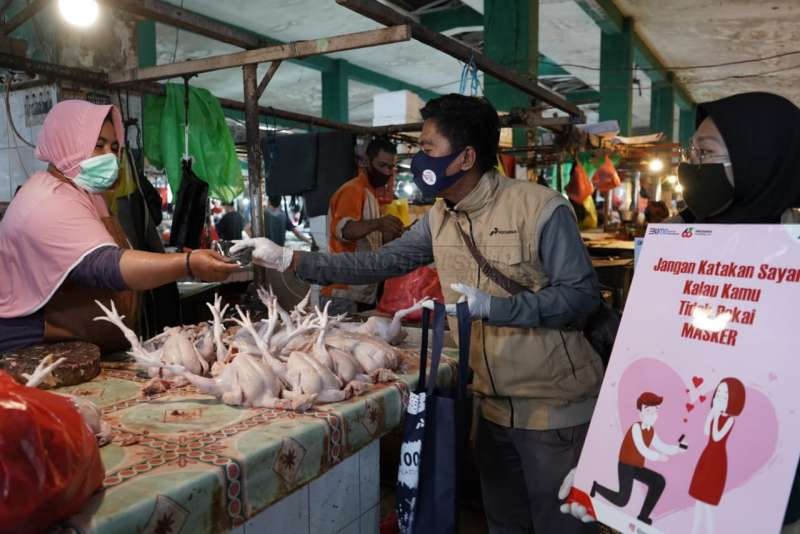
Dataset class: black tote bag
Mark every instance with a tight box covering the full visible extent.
[396,301,471,534]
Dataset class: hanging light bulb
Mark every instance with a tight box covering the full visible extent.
[674,183,684,194]
[648,158,664,173]
[58,0,98,27]
[403,183,414,196]
[666,174,678,185]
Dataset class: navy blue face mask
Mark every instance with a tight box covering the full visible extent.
[411,149,467,197]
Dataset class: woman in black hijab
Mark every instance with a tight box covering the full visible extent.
[677,91,800,223]
[560,93,800,529]
[680,92,800,530]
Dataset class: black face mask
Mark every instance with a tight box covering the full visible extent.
[678,162,735,219]
[367,166,391,188]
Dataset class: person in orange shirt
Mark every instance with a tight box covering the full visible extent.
[321,137,404,314]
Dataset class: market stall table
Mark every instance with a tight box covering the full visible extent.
[57,335,455,534]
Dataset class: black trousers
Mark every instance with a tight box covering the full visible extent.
[475,417,596,534]
[592,463,665,521]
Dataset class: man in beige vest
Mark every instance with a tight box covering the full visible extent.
[233,94,603,533]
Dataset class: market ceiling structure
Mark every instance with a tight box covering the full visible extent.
[5,0,799,137]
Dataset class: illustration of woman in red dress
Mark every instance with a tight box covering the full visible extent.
[689,377,746,534]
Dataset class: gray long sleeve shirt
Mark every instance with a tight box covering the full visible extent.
[296,205,600,328]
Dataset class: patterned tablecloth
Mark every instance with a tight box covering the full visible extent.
[56,345,456,534]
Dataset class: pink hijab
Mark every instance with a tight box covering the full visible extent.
[0,100,125,318]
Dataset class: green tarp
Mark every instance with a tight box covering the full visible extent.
[143,84,243,203]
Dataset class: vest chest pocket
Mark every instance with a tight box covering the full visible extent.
[479,237,534,288]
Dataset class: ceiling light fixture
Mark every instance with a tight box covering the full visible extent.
[648,158,664,173]
[58,0,98,28]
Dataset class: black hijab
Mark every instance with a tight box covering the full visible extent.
[686,92,800,223]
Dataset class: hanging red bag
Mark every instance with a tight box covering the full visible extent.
[0,372,104,533]
[592,155,621,193]
[566,159,593,203]
[378,266,444,322]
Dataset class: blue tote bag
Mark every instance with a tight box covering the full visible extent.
[397,301,471,534]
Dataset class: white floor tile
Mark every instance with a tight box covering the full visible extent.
[310,453,360,533]
[359,506,380,534]
[245,486,309,534]
[359,441,380,514]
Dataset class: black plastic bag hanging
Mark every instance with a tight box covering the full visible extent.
[169,78,209,251]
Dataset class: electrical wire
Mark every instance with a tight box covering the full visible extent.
[171,0,186,64]
[4,77,35,148]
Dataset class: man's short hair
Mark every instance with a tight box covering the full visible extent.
[636,392,663,410]
[420,94,501,174]
[268,195,281,207]
[365,137,397,161]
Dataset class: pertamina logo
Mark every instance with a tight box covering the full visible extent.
[489,227,517,236]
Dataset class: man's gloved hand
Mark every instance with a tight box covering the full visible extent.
[558,468,595,524]
[444,283,491,319]
[230,238,293,272]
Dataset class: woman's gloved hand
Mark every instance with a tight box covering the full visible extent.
[558,468,595,523]
[231,238,293,271]
[444,283,491,319]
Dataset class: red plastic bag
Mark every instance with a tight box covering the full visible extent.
[566,159,593,203]
[0,372,104,533]
[378,266,444,322]
[592,155,621,193]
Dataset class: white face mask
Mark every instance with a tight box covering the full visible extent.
[73,153,119,193]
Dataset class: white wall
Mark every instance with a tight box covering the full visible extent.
[0,86,53,202]
[0,87,143,203]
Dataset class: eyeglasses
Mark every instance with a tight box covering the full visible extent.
[681,143,731,165]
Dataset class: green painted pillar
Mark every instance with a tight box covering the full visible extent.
[322,59,349,123]
[679,106,696,144]
[651,80,675,140]
[484,0,538,147]
[599,18,633,135]
[136,20,156,68]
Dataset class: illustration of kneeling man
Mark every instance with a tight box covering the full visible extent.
[591,392,686,525]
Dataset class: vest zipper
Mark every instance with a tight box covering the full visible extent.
[464,212,513,426]
[559,331,578,379]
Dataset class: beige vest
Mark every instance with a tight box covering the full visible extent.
[428,170,603,430]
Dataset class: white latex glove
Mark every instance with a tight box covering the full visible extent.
[444,283,491,319]
[558,468,595,524]
[230,238,293,272]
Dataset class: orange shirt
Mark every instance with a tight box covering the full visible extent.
[322,170,383,303]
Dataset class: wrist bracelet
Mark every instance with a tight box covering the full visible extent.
[185,250,195,280]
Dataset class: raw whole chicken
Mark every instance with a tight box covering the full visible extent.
[337,299,431,346]
[95,285,421,411]
[24,355,112,446]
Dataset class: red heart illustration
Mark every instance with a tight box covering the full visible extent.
[699,395,707,403]
[683,417,688,423]
[692,376,704,388]
[686,403,695,412]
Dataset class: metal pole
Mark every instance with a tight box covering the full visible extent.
[243,63,266,286]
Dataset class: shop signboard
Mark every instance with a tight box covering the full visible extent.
[568,224,800,534]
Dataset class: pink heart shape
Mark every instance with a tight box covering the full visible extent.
[692,376,704,388]
[614,358,778,520]
[699,395,707,403]
[686,402,695,412]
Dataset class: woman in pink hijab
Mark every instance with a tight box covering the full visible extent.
[0,100,237,353]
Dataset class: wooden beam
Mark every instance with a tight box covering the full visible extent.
[0,52,421,141]
[100,0,263,49]
[2,0,48,35]
[256,60,281,99]
[110,25,411,85]
[336,0,584,119]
